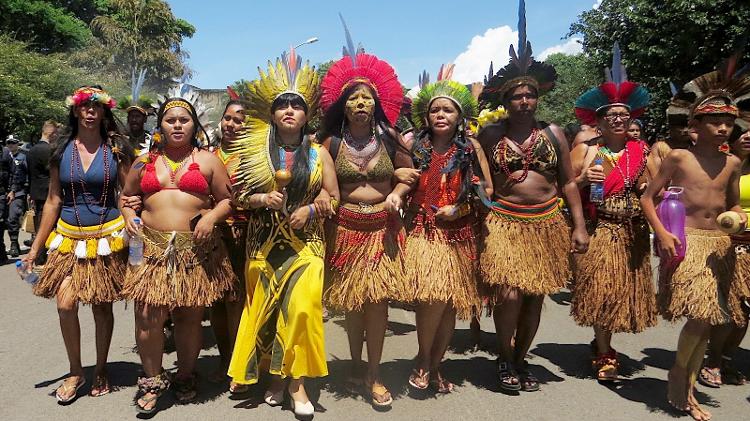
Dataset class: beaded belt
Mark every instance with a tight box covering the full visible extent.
[489,196,561,222]
[335,202,390,232]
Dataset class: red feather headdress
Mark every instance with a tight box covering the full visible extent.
[320,14,403,125]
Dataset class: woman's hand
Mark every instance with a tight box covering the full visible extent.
[122,194,143,212]
[314,190,335,218]
[262,191,285,210]
[193,215,216,243]
[289,205,313,229]
[570,226,589,254]
[434,205,460,222]
[581,164,605,186]
[125,215,142,237]
[394,168,421,186]
[656,230,681,259]
[21,248,37,269]
[384,193,403,214]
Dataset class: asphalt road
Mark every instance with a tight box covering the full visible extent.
[2,235,749,420]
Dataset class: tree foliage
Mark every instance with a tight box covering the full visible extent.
[83,0,195,84]
[0,0,95,52]
[0,35,85,140]
[537,53,602,127]
[569,0,750,136]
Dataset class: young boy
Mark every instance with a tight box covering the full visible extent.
[641,90,747,421]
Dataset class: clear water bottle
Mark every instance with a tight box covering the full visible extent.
[128,217,144,266]
[589,157,605,204]
[16,260,39,285]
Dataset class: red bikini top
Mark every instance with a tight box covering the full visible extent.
[140,153,209,195]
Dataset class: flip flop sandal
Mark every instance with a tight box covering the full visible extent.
[135,372,170,415]
[430,373,454,394]
[89,374,111,397]
[368,383,393,408]
[55,376,86,403]
[229,382,250,395]
[408,369,430,390]
[697,367,722,388]
[497,360,522,392]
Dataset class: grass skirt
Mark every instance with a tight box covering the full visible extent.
[480,199,571,298]
[324,203,406,311]
[729,234,750,325]
[218,221,247,300]
[33,217,127,304]
[121,226,236,308]
[571,218,657,333]
[402,213,479,319]
[658,228,738,326]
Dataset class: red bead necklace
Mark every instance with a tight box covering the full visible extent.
[495,128,540,183]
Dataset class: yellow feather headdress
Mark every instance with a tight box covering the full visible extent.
[228,48,320,204]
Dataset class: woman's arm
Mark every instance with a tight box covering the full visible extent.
[471,138,494,197]
[193,152,233,241]
[120,158,147,235]
[24,164,63,265]
[289,147,340,229]
[552,125,588,253]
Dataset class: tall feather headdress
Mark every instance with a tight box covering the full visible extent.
[118,67,154,115]
[228,48,320,200]
[320,13,404,125]
[412,64,479,131]
[667,52,750,128]
[574,42,650,125]
[479,0,557,109]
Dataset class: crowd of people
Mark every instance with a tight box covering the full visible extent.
[11,6,750,421]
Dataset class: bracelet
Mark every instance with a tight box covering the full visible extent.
[455,203,471,218]
[308,204,315,218]
[330,198,339,212]
[259,193,268,208]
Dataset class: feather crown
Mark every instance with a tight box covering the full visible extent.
[154,73,215,148]
[244,48,320,122]
[320,13,404,125]
[574,42,650,126]
[66,86,116,109]
[119,68,154,115]
[412,64,478,131]
[479,0,557,109]
[667,52,750,128]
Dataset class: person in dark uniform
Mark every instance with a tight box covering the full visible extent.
[0,137,12,263]
[6,135,28,257]
[25,121,56,256]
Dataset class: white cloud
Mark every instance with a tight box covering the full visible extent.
[451,26,517,84]
[539,37,583,60]
[593,0,603,8]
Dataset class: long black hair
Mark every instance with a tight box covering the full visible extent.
[412,98,476,203]
[155,97,207,152]
[270,92,311,206]
[321,83,406,159]
[52,85,134,171]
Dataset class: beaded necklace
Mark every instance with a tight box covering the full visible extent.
[343,127,379,171]
[70,140,111,236]
[495,128,540,183]
[160,145,193,184]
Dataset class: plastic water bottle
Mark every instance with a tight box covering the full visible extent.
[656,186,687,265]
[589,157,605,204]
[16,260,39,285]
[128,217,144,266]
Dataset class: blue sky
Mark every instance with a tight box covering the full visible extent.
[170,0,599,89]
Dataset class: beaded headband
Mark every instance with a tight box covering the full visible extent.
[163,100,192,113]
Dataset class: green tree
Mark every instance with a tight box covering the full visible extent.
[537,53,602,127]
[0,35,85,140]
[0,0,94,52]
[568,0,750,134]
[83,0,195,84]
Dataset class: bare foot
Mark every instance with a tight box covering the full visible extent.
[668,366,689,411]
[688,391,712,420]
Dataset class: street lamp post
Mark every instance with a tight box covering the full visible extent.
[293,37,319,50]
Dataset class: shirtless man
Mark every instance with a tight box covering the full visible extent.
[641,91,747,421]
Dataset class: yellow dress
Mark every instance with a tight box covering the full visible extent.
[228,144,328,384]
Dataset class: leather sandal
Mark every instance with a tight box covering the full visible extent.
[497,360,521,392]
[173,373,199,404]
[698,366,722,388]
[89,373,111,397]
[430,372,454,394]
[518,361,540,392]
[593,351,619,382]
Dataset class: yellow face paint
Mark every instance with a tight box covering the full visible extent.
[345,86,375,123]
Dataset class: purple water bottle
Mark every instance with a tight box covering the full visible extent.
[656,186,687,265]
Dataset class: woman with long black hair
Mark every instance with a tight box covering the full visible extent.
[227,52,339,417]
[25,85,134,403]
[318,48,412,408]
[119,95,236,414]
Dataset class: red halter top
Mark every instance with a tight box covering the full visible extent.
[140,152,209,195]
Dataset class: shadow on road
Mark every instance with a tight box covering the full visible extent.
[532,342,647,379]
